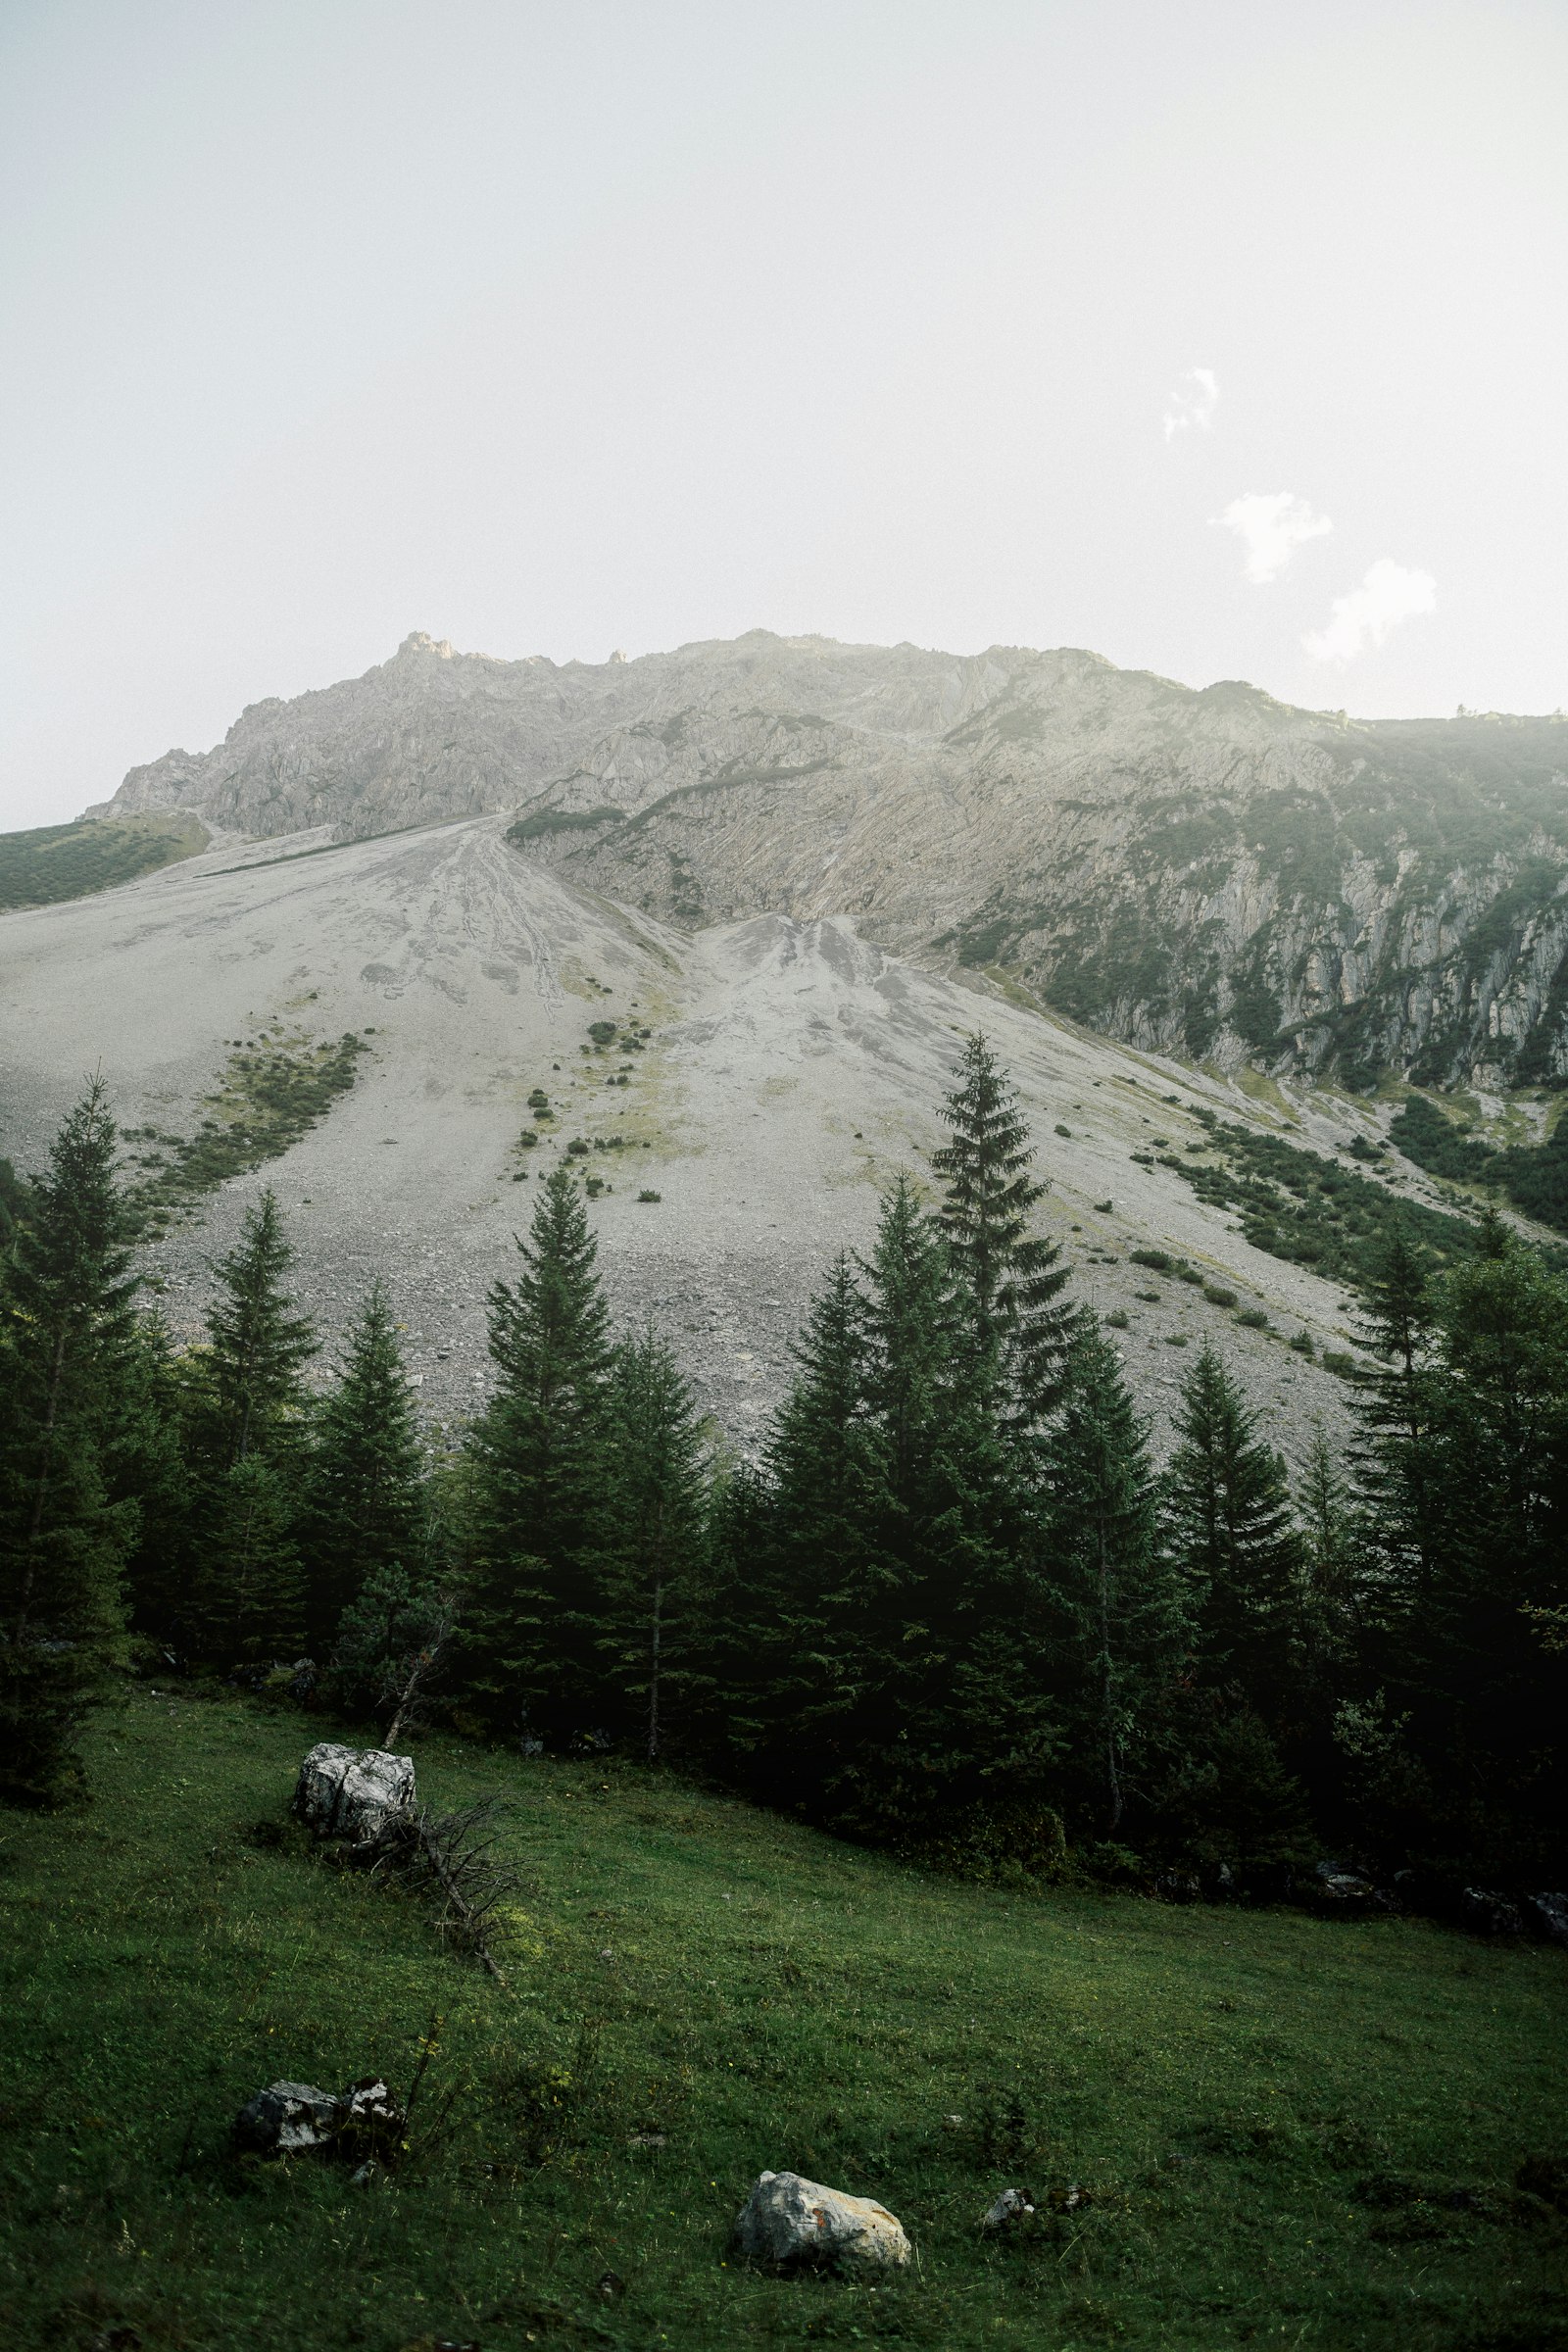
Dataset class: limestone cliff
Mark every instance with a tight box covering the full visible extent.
[98,630,1568,1089]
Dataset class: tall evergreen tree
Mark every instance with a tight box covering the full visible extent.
[1296,1421,1361,1689]
[301,1280,426,1645]
[109,1309,192,1649]
[463,1163,613,1739]
[1164,1344,1302,1725]
[595,1327,709,1761]
[785,1177,1049,1845]
[1042,1327,1183,1834]
[0,1081,138,1798]
[183,1190,317,1661]
[1384,1230,1568,1858]
[931,1033,1078,1428]
[1350,1223,1440,1602]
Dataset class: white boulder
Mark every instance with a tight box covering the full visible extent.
[293,1743,415,1845]
[982,2186,1037,2230]
[234,2081,342,2154]
[735,2171,910,2274]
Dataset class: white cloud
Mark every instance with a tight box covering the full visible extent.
[1163,367,1218,440]
[1303,560,1438,662]
[1216,491,1333,584]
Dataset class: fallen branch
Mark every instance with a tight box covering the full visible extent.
[391,1796,521,1984]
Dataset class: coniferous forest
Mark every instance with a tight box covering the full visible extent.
[3,1042,1566,1907]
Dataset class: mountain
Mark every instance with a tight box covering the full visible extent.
[97,630,1568,1090]
[1,808,1442,1453]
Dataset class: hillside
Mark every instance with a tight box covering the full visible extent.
[93,629,1568,1089]
[2,806,1506,1451]
[3,1689,1564,2352]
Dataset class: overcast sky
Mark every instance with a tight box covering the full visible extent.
[3,0,1565,828]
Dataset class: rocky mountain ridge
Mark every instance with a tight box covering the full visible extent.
[98,630,1568,1090]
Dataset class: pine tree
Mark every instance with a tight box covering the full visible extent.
[1297,1421,1361,1689]
[931,1033,1078,1428]
[1042,1326,1183,1834]
[198,1453,305,1664]
[464,1163,613,1739]
[792,1176,1047,1846]
[194,1190,318,1471]
[1165,1344,1302,1725]
[1350,1223,1439,1603]
[0,1081,138,1799]
[108,1309,191,1649]
[302,1281,426,1645]
[595,1327,709,1762]
[182,1190,317,1662]
[1396,1231,1568,1854]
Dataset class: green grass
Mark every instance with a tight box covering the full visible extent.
[1164,1113,1490,1301]
[0,812,209,910]
[120,1031,368,1229]
[2,1694,1565,2351]
[1390,1095,1568,1238]
[508,807,627,845]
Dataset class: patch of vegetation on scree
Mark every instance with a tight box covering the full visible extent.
[1162,1110,1489,1299]
[1390,1092,1568,1238]
[0,811,209,909]
[120,1029,368,1233]
[1,1690,1563,2352]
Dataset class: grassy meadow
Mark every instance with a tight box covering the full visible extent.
[1,1688,1564,2352]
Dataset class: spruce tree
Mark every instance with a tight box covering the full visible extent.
[595,1327,709,1762]
[195,1190,318,1471]
[931,1033,1078,1428]
[0,1081,138,1798]
[1350,1223,1439,1601]
[1297,1421,1361,1690]
[792,1176,1047,1844]
[1164,1344,1302,1724]
[1398,1231,1568,1854]
[183,1190,317,1662]
[302,1281,426,1645]
[1042,1327,1182,1834]
[110,1309,192,1649]
[464,1163,613,1739]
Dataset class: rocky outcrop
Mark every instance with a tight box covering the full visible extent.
[94,631,1568,1089]
[735,2171,911,2274]
[293,1743,415,1845]
[234,2077,404,2160]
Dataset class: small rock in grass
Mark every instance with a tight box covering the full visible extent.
[234,2076,405,2160]
[1524,1891,1568,1948]
[293,1742,415,1845]
[1461,1887,1525,1939]
[735,2170,911,2274]
[981,2185,1037,2230]
[234,2081,342,2155]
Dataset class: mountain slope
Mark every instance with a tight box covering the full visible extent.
[0,809,1443,1452]
[9,1690,1562,2352]
[95,630,1568,1089]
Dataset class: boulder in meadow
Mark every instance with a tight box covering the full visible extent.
[735,2170,910,2274]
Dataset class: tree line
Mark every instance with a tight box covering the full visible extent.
[2,1049,1564,1890]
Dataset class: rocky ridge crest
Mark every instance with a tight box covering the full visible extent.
[98,631,1568,1089]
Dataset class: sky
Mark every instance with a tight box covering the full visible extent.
[3,0,1566,829]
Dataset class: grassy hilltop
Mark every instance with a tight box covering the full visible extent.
[2,1690,1565,2352]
